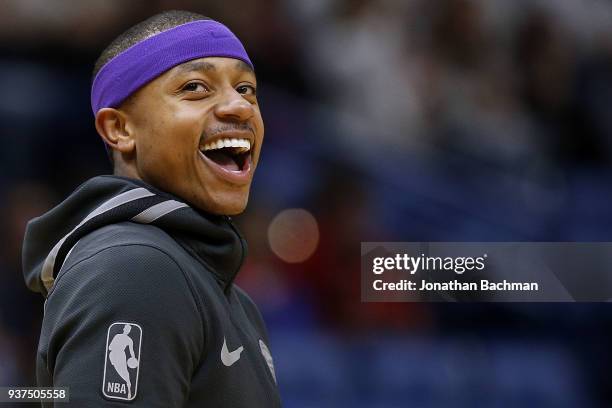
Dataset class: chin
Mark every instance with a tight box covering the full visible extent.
[217,200,248,215]
[196,192,250,216]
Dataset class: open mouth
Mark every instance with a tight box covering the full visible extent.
[199,138,251,172]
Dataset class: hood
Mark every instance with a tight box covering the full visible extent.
[22,175,246,297]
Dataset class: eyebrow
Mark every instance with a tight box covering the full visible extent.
[235,60,255,74]
[174,60,255,76]
[175,61,217,75]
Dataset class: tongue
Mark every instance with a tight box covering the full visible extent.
[205,150,240,171]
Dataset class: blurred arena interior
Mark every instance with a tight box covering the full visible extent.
[2,0,612,406]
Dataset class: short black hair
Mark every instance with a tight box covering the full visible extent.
[94,10,211,166]
[93,10,211,80]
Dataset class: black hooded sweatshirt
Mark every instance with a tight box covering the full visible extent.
[22,176,281,407]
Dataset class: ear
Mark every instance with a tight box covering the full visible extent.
[94,108,136,154]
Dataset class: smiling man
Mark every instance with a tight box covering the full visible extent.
[22,10,280,407]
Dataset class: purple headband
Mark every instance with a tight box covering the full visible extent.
[91,20,253,115]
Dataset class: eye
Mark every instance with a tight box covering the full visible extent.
[236,84,257,96]
[181,82,209,93]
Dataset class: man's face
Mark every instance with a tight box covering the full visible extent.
[122,57,264,215]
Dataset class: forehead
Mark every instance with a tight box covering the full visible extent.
[169,57,255,78]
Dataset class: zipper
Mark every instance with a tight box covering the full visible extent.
[224,216,281,406]
[224,215,247,294]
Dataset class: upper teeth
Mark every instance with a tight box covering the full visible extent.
[201,138,251,153]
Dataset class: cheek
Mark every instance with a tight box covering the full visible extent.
[253,112,265,153]
[254,111,265,141]
[137,111,202,174]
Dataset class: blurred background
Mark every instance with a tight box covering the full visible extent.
[1,0,612,406]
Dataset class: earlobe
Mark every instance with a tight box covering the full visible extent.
[95,108,136,154]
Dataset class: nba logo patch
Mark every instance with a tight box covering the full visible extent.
[102,322,142,401]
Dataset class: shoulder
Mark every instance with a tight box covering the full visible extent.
[48,222,193,305]
[233,285,257,309]
[232,285,269,336]
[43,230,205,350]
[61,221,183,272]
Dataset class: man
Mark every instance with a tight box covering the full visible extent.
[22,10,281,407]
[107,324,137,400]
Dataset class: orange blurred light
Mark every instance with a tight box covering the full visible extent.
[267,208,319,263]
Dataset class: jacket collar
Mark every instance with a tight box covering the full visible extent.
[23,175,246,295]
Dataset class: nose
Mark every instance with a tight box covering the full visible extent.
[214,90,254,122]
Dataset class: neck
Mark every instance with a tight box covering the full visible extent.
[112,159,141,180]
